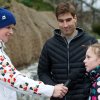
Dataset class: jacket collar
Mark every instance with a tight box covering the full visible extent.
[0,40,6,49]
[88,66,100,82]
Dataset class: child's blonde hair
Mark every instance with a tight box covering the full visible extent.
[88,43,100,58]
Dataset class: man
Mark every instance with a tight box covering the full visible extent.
[38,2,97,100]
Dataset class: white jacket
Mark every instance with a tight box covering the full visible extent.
[0,41,54,100]
[0,84,17,100]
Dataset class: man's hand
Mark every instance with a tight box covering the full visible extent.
[52,84,68,98]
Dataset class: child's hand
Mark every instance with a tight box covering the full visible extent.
[52,84,68,98]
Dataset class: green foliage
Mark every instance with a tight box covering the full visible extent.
[33,2,54,11]
[92,23,100,36]
[19,0,33,7]
[17,0,54,11]
[0,0,5,6]
[0,0,11,8]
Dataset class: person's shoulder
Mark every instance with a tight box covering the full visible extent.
[83,32,97,43]
[44,29,58,44]
[83,32,96,40]
[77,27,96,38]
[41,34,53,48]
[44,37,54,47]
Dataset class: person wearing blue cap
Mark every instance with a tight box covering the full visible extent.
[0,8,68,100]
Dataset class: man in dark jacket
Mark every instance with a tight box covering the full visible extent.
[38,2,97,100]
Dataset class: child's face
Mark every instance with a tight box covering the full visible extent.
[84,47,100,72]
[0,25,15,43]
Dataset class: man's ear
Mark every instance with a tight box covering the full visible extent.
[74,15,77,24]
[74,15,77,19]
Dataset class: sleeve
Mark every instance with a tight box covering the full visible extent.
[90,79,100,100]
[0,55,54,97]
[38,43,56,85]
[92,37,98,44]
[64,68,87,89]
[93,80,100,99]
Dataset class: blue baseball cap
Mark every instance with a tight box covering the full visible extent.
[0,8,16,28]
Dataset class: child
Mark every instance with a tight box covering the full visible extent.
[0,8,68,100]
[84,43,100,100]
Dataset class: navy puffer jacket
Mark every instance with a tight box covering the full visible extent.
[38,28,97,100]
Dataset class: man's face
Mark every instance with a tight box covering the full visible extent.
[0,25,15,43]
[57,13,77,37]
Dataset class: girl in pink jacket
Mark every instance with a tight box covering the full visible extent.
[84,43,100,100]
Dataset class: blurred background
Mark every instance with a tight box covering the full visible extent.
[0,0,100,100]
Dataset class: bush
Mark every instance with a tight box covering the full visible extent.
[0,0,11,8]
[17,0,54,11]
[18,0,33,7]
[92,23,100,35]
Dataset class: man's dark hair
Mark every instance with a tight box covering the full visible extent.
[55,2,76,19]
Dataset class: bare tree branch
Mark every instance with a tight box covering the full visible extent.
[82,0,100,13]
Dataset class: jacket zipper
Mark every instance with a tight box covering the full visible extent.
[63,38,69,100]
[63,38,70,75]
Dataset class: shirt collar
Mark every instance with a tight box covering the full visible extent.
[0,40,6,49]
